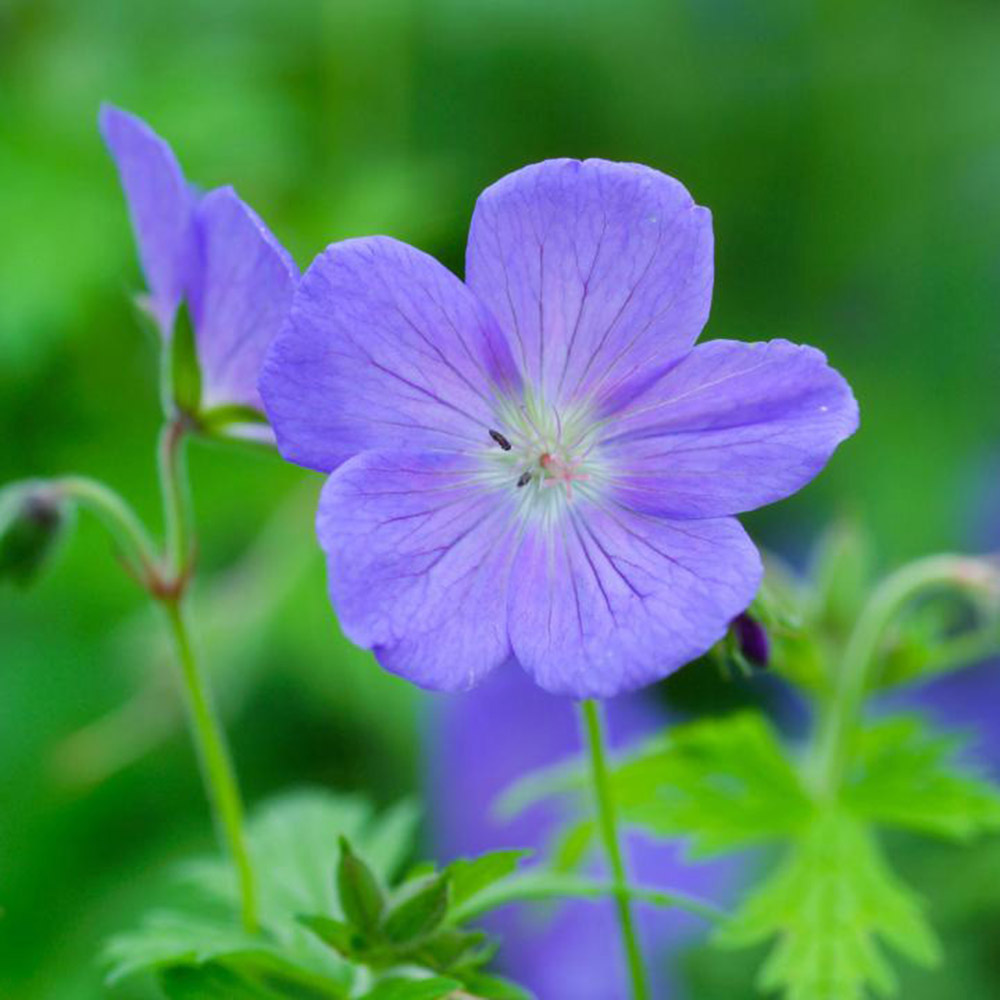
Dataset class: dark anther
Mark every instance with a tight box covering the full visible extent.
[516,471,532,488]
[489,429,512,451]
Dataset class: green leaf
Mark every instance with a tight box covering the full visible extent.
[444,849,530,910]
[111,790,417,988]
[844,716,1000,841]
[383,875,450,946]
[160,962,273,999]
[612,712,813,856]
[200,403,270,433]
[447,870,725,926]
[357,977,462,1000]
[411,927,497,974]
[716,810,941,1000]
[104,914,260,984]
[550,821,594,873]
[338,836,386,933]
[170,302,202,415]
[160,953,348,999]
[461,971,535,999]
[297,916,359,958]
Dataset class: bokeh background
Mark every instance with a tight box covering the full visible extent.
[3,1,1000,997]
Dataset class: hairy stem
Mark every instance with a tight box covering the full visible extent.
[53,476,158,583]
[162,597,257,931]
[157,418,258,932]
[158,417,194,578]
[580,699,650,1000]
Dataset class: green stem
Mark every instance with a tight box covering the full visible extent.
[162,597,258,932]
[157,418,258,933]
[158,417,193,576]
[54,476,158,583]
[580,700,650,1000]
[818,554,1000,798]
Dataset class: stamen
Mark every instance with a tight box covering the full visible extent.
[517,471,532,488]
[489,429,512,451]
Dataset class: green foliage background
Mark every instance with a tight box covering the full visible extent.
[2,0,1000,997]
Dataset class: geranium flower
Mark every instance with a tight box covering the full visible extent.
[260,159,858,697]
[100,104,297,415]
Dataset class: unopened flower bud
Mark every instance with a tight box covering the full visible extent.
[731,612,770,669]
[0,484,68,586]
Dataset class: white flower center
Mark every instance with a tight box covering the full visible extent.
[482,389,606,519]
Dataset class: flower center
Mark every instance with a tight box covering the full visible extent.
[482,390,604,516]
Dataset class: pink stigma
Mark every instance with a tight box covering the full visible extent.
[539,452,590,500]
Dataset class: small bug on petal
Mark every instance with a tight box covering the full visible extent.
[489,429,512,451]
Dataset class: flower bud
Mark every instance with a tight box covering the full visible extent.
[0,483,68,586]
[731,612,771,669]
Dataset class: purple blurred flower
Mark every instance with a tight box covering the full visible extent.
[100,104,297,412]
[261,159,858,697]
[428,664,734,998]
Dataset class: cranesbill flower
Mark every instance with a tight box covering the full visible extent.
[100,104,297,414]
[260,159,858,697]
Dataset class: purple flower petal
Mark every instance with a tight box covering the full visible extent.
[99,104,196,335]
[189,187,299,410]
[317,449,516,690]
[605,339,859,518]
[259,237,521,474]
[508,507,762,696]
[466,158,713,409]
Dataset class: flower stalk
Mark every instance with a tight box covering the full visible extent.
[579,699,650,1000]
[817,553,1000,799]
[155,416,258,933]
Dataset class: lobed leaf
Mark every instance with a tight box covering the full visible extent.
[716,810,940,1000]
[612,712,813,857]
[844,716,1000,841]
[443,849,531,910]
[357,977,463,1000]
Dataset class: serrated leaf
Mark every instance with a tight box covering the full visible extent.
[384,876,450,946]
[297,916,359,958]
[160,962,273,999]
[845,716,1000,841]
[462,971,535,999]
[104,914,259,984]
[612,712,813,856]
[357,977,462,1000]
[716,810,941,1000]
[111,791,417,988]
[411,927,497,974]
[170,302,202,415]
[444,849,530,909]
[160,953,348,999]
[338,837,386,933]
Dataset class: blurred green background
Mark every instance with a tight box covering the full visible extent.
[2,0,1000,997]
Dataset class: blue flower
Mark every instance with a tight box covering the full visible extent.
[261,159,858,696]
[101,104,298,414]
